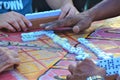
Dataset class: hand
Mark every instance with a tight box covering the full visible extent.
[0,11,32,32]
[0,47,20,73]
[67,59,106,80]
[40,11,93,33]
[117,76,120,80]
[59,2,79,19]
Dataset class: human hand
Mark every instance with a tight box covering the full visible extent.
[59,2,79,19]
[117,76,120,80]
[40,11,93,33]
[67,59,106,80]
[0,47,20,73]
[0,11,32,32]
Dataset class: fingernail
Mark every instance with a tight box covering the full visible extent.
[29,23,32,27]
[73,26,80,33]
[40,24,44,27]
[45,26,50,29]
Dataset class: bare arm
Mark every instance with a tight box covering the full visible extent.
[88,0,120,21]
[41,0,120,33]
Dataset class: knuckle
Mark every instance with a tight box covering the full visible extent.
[10,11,17,15]
[4,24,9,28]
[9,19,16,24]
[22,17,29,23]
[21,24,26,28]
[16,18,21,22]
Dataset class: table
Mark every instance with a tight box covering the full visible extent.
[0,16,120,80]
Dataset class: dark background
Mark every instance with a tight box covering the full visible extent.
[32,0,102,12]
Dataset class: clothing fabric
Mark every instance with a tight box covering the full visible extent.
[0,0,32,15]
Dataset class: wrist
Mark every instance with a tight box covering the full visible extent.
[83,9,97,22]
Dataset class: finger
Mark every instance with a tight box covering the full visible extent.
[2,23,16,32]
[40,20,65,30]
[21,16,32,27]
[7,56,20,65]
[0,55,10,70]
[0,62,13,73]
[15,12,32,27]
[66,75,73,80]
[73,26,80,33]
[18,19,28,31]
[12,58,20,64]
[0,55,9,66]
[41,16,76,30]
[9,50,19,58]
[94,66,106,75]
[40,22,54,29]
[68,65,76,75]
[73,21,89,33]
[66,10,79,18]
[65,9,75,18]
[59,11,67,20]
[0,48,6,56]
[8,19,21,32]
[117,76,120,80]
[59,8,70,19]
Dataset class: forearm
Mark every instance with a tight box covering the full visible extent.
[46,0,73,9]
[86,0,120,21]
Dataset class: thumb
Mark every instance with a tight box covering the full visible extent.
[73,21,91,33]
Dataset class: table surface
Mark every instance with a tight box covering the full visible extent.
[0,16,120,80]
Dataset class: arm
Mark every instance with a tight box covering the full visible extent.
[41,0,120,33]
[87,0,120,21]
[46,0,79,19]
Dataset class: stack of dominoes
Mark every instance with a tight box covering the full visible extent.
[25,9,61,30]
[97,57,120,76]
